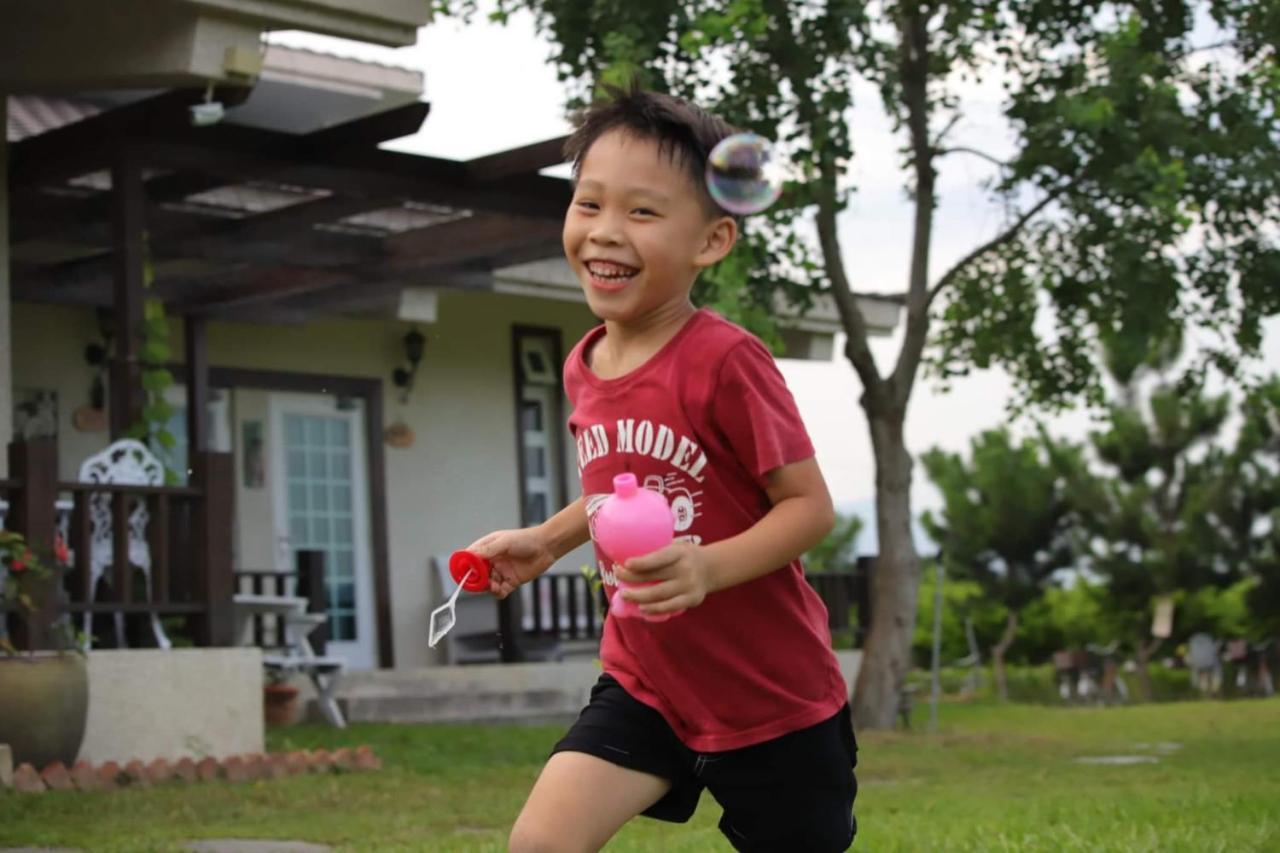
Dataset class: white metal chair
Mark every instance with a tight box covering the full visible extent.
[78,439,171,650]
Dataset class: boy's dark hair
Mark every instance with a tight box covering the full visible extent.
[564,85,737,216]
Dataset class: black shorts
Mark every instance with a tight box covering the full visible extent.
[551,673,858,852]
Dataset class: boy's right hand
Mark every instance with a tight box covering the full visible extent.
[466,527,556,599]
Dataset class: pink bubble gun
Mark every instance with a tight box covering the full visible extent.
[594,472,682,622]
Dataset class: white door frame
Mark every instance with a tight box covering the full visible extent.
[269,392,376,670]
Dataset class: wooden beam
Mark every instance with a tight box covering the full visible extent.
[9,87,252,191]
[174,266,356,314]
[466,135,569,182]
[108,148,146,439]
[184,316,209,454]
[136,140,570,220]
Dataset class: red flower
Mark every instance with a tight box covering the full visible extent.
[54,535,70,566]
[9,553,28,573]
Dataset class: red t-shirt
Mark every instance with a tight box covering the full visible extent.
[564,308,848,752]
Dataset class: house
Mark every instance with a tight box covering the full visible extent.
[3,6,898,757]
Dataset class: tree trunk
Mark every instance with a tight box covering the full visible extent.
[852,406,922,729]
[991,611,1019,702]
[1135,636,1161,702]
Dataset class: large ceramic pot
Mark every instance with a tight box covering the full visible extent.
[0,652,89,768]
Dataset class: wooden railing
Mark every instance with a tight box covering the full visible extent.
[521,572,606,642]
[2,439,235,649]
[501,562,871,659]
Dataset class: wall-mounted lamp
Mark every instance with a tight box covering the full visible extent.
[392,327,426,404]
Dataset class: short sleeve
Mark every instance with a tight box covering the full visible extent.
[711,337,815,485]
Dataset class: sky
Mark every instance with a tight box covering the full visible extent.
[269,8,1279,553]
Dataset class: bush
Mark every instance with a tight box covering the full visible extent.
[906,662,1200,705]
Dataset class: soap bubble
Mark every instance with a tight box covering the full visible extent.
[705,132,785,215]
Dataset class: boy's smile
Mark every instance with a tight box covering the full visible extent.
[564,129,736,326]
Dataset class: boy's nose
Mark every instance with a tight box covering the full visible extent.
[587,215,625,246]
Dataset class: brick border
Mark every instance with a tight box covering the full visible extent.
[1,745,381,794]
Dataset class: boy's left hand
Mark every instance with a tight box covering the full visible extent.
[616,541,716,616]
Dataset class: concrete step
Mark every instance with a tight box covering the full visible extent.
[329,659,601,725]
[307,651,862,726]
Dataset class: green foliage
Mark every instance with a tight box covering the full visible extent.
[126,236,181,486]
[1048,370,1239,651]
[804,511,863,573]
[922,429,1074,616]
[439,2,1279,414]
[933,4,1280,412]
[912,562,1008,665]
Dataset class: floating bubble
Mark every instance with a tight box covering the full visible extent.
[705,132,786,215]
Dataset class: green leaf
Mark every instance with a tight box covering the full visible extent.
[142,342,171,365]
[141,370,174,392]
[143,401,174,424]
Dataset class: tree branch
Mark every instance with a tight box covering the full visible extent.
[760,0,883,390]
[936,145,1010,169]
[891,5,936,405]
[1172,39,1239,61]
[926,178,1077,311]
[930,113,962,149]
[815,192,885,389]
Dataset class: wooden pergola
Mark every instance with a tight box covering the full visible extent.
[9,86,570,441]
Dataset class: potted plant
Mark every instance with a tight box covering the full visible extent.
[263,667,300,727]
[0,531,89,768]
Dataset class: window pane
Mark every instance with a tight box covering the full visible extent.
[524,447,546,479]
[286,415,305,445]
[306,418,327,445]
[520,401,542,432]
[332,452,350,480]
[524,493,548,525]
[330,420,350,446]
[333,486,351,512]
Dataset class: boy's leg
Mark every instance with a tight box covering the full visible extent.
[703,704,858,852]
[509,751,671,853]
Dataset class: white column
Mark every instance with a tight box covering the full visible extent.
[0,94,12,476]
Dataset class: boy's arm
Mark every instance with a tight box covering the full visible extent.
[618,457,835,614]
[703,457,835,592]
[467,497,590,599]
[538,496,591,559]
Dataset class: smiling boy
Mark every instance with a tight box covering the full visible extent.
[466,86,857,852]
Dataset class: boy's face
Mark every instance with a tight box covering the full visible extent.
[564,129,736,325]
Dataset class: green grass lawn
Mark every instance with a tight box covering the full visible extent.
[3,697,1278,851]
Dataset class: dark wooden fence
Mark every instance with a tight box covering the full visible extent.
[1,439,235,649]
[503,559,872,660]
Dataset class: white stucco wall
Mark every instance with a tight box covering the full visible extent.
[10,303,106,481]
[10,290,598,670]
[200,290,597,669]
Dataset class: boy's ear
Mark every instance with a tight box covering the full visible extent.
[693,215,738,269]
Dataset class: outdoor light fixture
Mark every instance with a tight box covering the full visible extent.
[392,327,426,404]
[190,82,226,127]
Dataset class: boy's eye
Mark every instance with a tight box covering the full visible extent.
[632,208,657,217]
[575,200,600,211]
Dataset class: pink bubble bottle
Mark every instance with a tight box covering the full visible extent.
[594,472,681,622]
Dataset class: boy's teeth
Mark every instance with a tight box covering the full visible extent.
[588,262,636,280]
